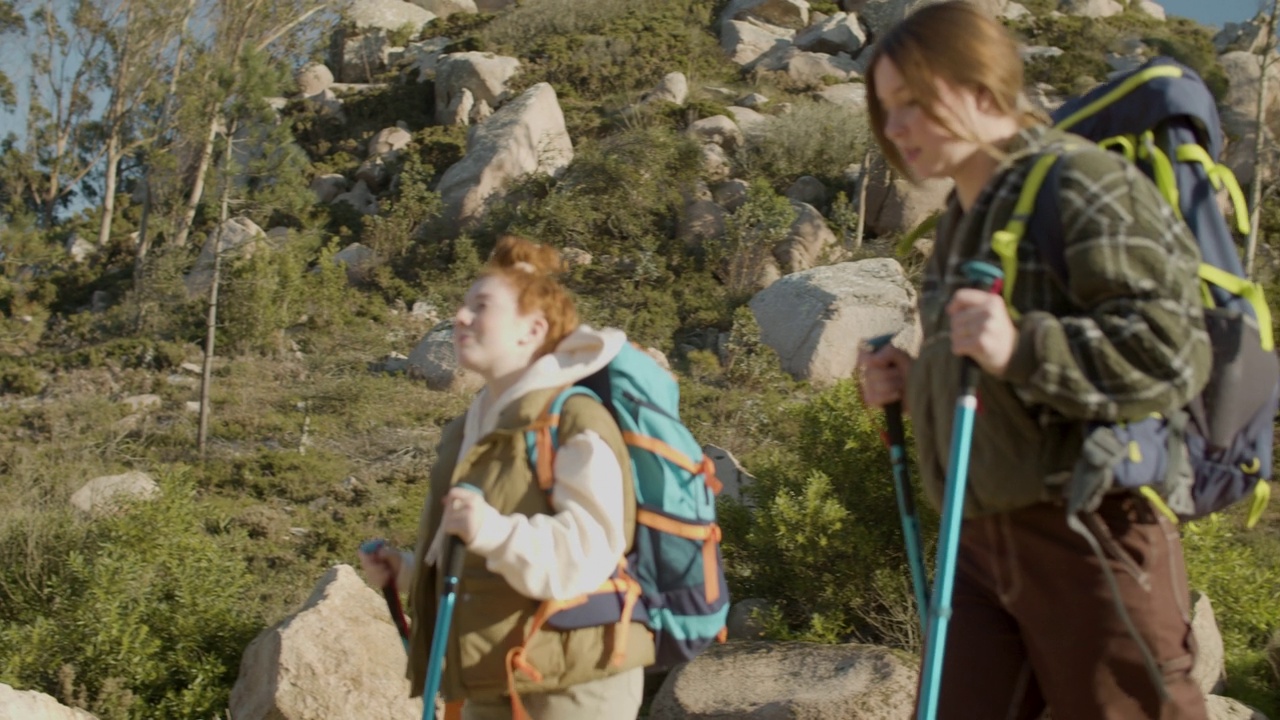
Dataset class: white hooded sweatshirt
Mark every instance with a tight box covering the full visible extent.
[407,325,631,602]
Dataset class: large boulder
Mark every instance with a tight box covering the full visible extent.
[340,0,435,32]
[813,82,867,110]
[687,116,745,153]
[719,0,811,30]
[368,126,412,157]
[0,684,97,720]
[434,52,520,125]
[641,72,690,106]
[773,201,842,274]
[311,173,349,203]
[229,565,424,720]
[749,259,920,385]
[410,0,477,19]
[435,82,573,232]
[720,19,794,68]
[650,641,917,719]
[407,323,484,392]
[851,0,1008,37]
[864,158,952,237]
[295,62,335,96]
[332,243,380,284]
[1215,18,1272,55]
[403,36,453,81]
[754,46,860,87]
[334,179,380,215]
[793,12,866,57]
[1059,0,1122,18]
[70,471,159,514]
[183,217,267,297]
[1218,51,1280,187]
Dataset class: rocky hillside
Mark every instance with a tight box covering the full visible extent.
[2,1,1280,719]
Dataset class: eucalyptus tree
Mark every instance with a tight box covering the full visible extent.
[1245,0,1280,277]
[169,0,326,250]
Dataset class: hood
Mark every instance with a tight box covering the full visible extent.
[461,325,627,452]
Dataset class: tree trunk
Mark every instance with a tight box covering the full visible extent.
[854,150,871,251]
[1244,0,1280,277]
[97,134,120,247]
[174,113,220,249]
[197,120,235,457]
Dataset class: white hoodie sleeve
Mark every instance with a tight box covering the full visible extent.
[465,429,627,601]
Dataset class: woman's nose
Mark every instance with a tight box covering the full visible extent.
[455,306,472,326]
[885,112,906,140]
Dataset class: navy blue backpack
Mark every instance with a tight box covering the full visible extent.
[993,57,1278,528]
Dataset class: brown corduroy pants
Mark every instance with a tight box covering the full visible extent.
[928,495,1208,720]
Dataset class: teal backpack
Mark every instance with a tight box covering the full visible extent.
[993,57,1278,529]
[518,340,729,671]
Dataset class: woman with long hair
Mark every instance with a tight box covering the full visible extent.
[857,3,1210,718]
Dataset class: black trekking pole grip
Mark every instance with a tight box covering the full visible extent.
[957,261,1005,395]
[443,536,467,591]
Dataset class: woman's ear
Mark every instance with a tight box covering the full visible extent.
[522,313,549,349]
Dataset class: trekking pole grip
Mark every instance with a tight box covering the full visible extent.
[957,261,1005,395]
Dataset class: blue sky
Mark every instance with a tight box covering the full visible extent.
[1159,0,1269,27]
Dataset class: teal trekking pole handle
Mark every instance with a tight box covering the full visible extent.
[422,483,484,720]
[865,332,929,636]
[360,538,411,652]
[917,261,1004,720]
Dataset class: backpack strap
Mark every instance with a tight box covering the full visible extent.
[525,385,602,491]
[990,151,1066,317]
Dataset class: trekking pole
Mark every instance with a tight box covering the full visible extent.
[917,261,1004,720]
[360,538,412,653]
[421,483,483,720]
[865,332,929,637]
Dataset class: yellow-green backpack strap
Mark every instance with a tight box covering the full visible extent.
[1176,143,1251,235]
[990,153,1061,319]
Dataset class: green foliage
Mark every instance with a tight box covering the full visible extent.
[735,100,871,190]
[474,126,713,347]
[481,0,735,102]
[0,472,262,719]
[387,21,419,47]
[707,180,793,303]
[1015,13,1226,98]
[721,305,788,390]
[1183,513,1280,715]
[724,381,930,650]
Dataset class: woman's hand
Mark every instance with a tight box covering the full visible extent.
[439,486,496,546]
[857,342,912,410]
[947,288,1017,377]
[358,541,403,590]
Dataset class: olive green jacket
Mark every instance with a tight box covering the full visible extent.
[406,386,653,702]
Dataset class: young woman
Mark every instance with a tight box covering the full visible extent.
[856,3,1211,718]
[360,235,652,720]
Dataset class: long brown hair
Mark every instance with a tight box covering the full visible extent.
[479,235,579,358]
[865,1,1047,176]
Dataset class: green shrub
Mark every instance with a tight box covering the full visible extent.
[480,0,735,103]
[0,471,262,719]
[1182,513,1280,715]
[472,126,716,348]
[707,180,794,303]
[724,380,931,651]
[734,99,871,191]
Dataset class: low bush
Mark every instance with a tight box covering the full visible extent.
[723,380,932,652]
[0,471,262,720]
